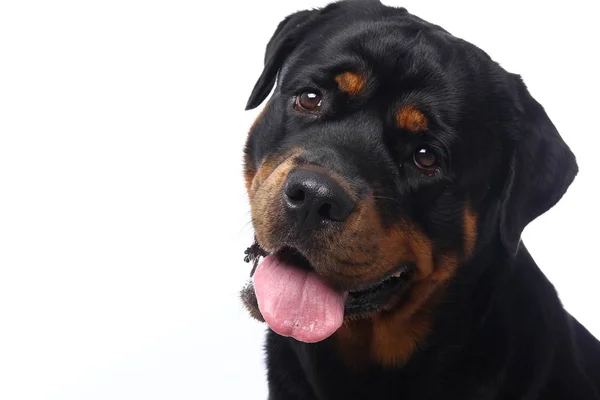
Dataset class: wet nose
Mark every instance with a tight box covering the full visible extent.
[283,167,354,231]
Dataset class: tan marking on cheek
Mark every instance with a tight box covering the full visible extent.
[396,105,428,133]
[335,72,366,97]
[317,196,435,289]
[250,152,301,252]
[463,205,477,258]
[318,199,414,286]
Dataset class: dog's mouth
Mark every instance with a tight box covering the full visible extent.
[241,244,415,343]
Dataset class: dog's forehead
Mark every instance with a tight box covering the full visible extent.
[322,19,454,61]
[280,18,471,99]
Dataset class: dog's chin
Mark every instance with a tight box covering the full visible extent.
[240,244,415,326]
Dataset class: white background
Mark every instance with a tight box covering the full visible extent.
[0,0,598,399]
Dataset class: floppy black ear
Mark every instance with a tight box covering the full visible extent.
[245,9,321,110]
[499,75,578,255]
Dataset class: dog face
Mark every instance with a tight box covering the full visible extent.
[241,0,577,353]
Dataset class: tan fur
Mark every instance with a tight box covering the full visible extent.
[396,105,429,133]
[335,72,367,97]
[463,205,478,258]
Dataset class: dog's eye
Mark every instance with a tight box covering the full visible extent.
[295,91,322,112]
[413,147,438,172]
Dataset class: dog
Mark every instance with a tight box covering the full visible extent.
[240,1,600,398]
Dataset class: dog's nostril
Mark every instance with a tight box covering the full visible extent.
[320,202,351,222]
[287,187,306,203]
[318,203,332,219]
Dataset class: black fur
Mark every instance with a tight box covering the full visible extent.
[243,1,599,398]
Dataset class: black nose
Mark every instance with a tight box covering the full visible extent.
[283,167,354,230]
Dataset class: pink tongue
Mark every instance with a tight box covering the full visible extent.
[253,255,347,343]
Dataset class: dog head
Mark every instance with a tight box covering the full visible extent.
[240,0,577,349]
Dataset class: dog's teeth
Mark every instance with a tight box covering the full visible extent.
[393,271,403,278]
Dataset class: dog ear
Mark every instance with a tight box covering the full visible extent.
[245,9,321,110]
[499,75,578,255]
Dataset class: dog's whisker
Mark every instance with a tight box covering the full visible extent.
[372,195,402,204]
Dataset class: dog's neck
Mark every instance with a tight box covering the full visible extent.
[281,239,575,399]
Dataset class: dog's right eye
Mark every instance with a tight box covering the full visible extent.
[295,91,322,113]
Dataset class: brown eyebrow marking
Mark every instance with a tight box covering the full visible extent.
[396,105,429,133]
[334,72,366,97]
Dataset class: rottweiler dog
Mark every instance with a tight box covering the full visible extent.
[240,1,600,398]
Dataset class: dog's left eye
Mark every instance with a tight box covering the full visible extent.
[295,91,322,112]
[413,146,439,173]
